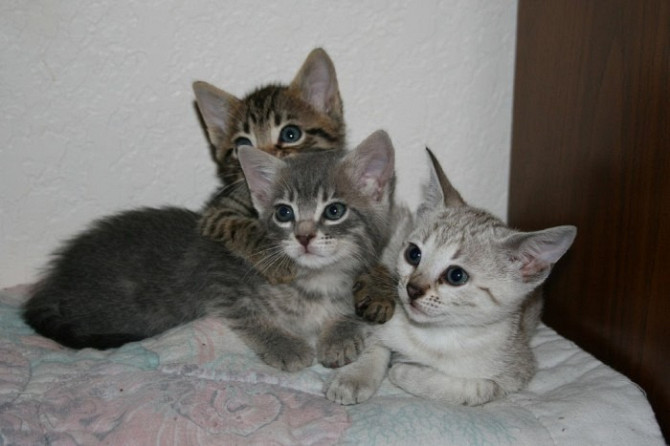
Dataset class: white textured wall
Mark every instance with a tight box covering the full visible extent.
[0,1,518,287]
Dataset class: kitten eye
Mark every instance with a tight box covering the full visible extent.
[234,136,253,147]
[323,202,347,221]
[279,125,302,144]
[404,243,422,266]
[443,266,469,286]
[274,205,295,223]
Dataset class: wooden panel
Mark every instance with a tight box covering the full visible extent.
[509,0,670,440]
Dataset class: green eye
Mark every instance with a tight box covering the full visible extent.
[443,266,469,286]
[279,125,302,143]
[323,202,347,221]
[275,205,294,223]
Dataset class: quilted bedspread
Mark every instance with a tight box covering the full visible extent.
[0,285,664,445]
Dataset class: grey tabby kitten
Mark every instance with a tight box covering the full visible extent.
[194,48,396,323]
[23,130,397,373]
[326,149,577,404]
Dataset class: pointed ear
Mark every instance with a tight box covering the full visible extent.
[237,146,285,211]
[418,148,465,217]
[504,225,577,283]
[344,130,395,202]
[289,48,343,122]
[193,81,242,149]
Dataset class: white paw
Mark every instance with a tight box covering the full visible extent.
[389,363,503,406]
[388,363,414,388]
[325,372,377,405]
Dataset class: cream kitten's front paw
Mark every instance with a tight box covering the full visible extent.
[325,369,377,405]
[389,363,503,406]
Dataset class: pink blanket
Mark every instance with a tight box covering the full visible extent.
[0,285,663,445]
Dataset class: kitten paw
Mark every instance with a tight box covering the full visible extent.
[258,337,315,372]
[260,261,297,285]
[388,363,504,405]
[325,370,377,405]
[353,265,397,324]
[317,324,366,368]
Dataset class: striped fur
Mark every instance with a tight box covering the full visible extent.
[22,132,399,374]
[193,48,345,284]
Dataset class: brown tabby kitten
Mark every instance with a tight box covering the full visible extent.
[193,48,395,323]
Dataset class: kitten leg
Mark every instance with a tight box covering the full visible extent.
[228,320,314,372]
[200,209,297,285]
[353,263,397,323]
[317,318,372,368]
[388,363,503,406]
[325,343,391,405]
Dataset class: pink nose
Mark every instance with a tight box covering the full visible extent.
[296,234,315,247]
[406,282,425,301]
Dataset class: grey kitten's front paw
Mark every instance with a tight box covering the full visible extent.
[259,260,297,285]
[258,336,315,372]
[325,370,377,405]
[317,323,366,368]
[353,264,396,324]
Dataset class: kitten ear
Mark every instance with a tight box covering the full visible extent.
[289,48,343,122]
[344,130,395,202]
[504,225,577,283]
[418,148,465,216]
[193,81,243,149]
[237,146,285,211]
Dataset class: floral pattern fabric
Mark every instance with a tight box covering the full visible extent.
[0,285,663,445]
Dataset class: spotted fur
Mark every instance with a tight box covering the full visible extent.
[326,149,577,405]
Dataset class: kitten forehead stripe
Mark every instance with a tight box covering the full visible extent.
[451,248,462,260]
[306,128,338,142]
[478,286,501,306]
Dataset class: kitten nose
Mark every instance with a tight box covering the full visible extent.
[296,234,315,247]
[295,221,316,247]
[406,282,425,301]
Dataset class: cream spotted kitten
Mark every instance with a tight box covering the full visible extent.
[326,149,577,405]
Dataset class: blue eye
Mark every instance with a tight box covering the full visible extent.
[234,136,253,147]
[404,243,421,266]
[279,125,302,143]
[323,202,346,221]
[443,266,469,286]
[274,205,294,223]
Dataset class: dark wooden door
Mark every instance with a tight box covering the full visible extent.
[509,0,670,440]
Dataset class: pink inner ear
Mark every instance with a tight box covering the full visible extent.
[519,254,554,282]
[359,176,383,201]
[307,81,329,111]
[521,258,546,278]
